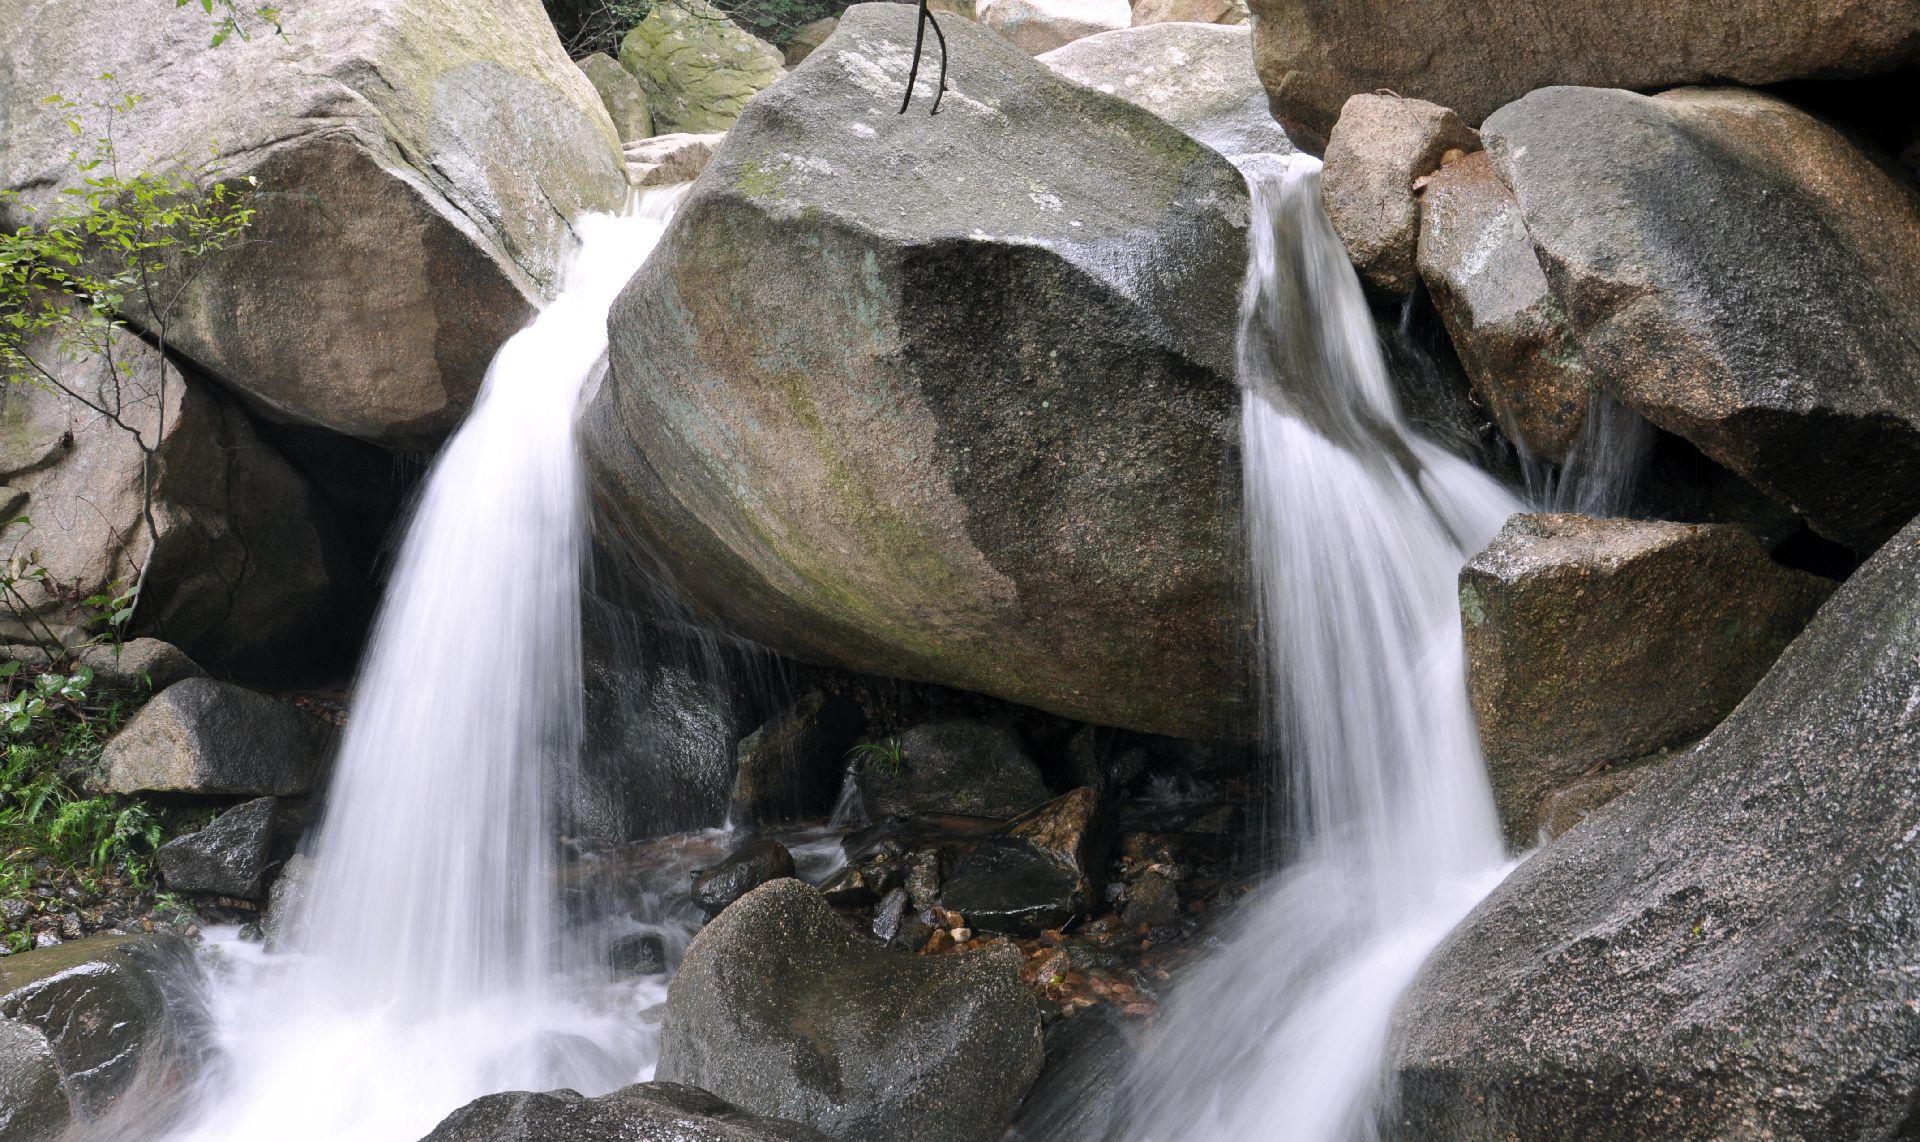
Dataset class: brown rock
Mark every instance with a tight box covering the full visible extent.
[1536,759,1663,842]
[1416,150,1591,461]
[1320,94,1480,296]
[1247,0,1920,145]
[1461,514,1834,846]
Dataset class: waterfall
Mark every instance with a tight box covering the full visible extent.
[153,185,691,1142]
[1520,389,1656,517]
[1129,155,1520,1141]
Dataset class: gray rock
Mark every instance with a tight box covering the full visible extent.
[0,1020,68,1142]
[1128,0,1246,23]
[1481,86,1920,551]
[157,797,280,900]
[1039,23,1293,160]
[942,787,1112,934]
[0,934,197,1121]
[617,0,785,134]
[1397,510,1920,1138]
[422,1080,831,1141]
[691,839,796,917]
[727,691,862,828]
[857,721,1049,820]
[102,678,327,797]
[261,851,312,949]
[659,879,1044,1142]
[580,51,654,142]
[1462,514,1834,846]
[1008,1008,1132,1142]
[0,325,356,674]
[1320,93,1478,297]
[1416,150,1594,462]
[582,2,1253,739]
[1245,0,1920,145]
[609,932,668,976]
[0,0,627,447]
[979,0,1131,55]
[73,639,204,695]
[782,17,839,66]
[625,131,728,187]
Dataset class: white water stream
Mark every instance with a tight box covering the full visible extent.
[1129,155,1521,1141]
[152,186,691,1142]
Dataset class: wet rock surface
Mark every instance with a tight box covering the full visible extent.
[1461,514,1834,845]
[102,678,329,797]
[422,1080,831,1141]
[1397,513,1920,1138]
[727,691,862,828]
[0,1018,67,1142]
[584,2,1253,739]
[1480,86,1920,551]
[1040,23,1292,160]
[690,839,797,916]
[156,798,282,901]
[659,879,1045,1142]
[942,788,1113,934]
[1320,94,1479,297]
[856,721,1050,820]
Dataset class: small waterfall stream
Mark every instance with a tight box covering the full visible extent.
[1130,155,1521,1141]
[156,186,691,1142]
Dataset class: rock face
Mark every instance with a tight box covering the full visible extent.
[979,0,1131,55]
[857,721,1050,820]
[942,787,1112,934]
[0,325,355,674]
[102,678,327,797]
[1479,86,1920,551]
[783,17,840,66]
[1417,150,1592,462]
[1319,94,1478,297]
[691,839,797,916]
[1128,0,1247,25]
[659,879,1044,1142]
[157,797,281,900]
[1398,512,1920,1139]
[0,934,198,1134]
[1462,514,1834,845]
[727,691,862,828]
[422,1081,831,1142]
[73,639,204,695]
[0,0,626,447]
[584,3,1252,738]
[1039,24,1292,160]
[625,131,728,188]
[618,0,786,134]
[580,51,654,141]
[1246,0,1920,144]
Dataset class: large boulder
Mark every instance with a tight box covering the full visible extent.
[1245,0,1920,145]
[102,678,328,797]
[617,0,786,134]
[0,325,356,675]
[156,797,281,900]
[422,1081,830,1142]
[659,879,1045,1142]
[1038,23,1293,160]
[583,3,1252,738]
[1396,512,1920,1138]
[979,0,1130,55]
[1479,86,1920,551]
[1319,93,1479,297]
[856,721,1050,820]
[0,934,198,1134]
[1462,514,1834,845]
[0,0,627,447]
[1416,150,1592,462]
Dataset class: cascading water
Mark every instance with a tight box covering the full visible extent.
[151,185,692,1142]
[1519,389,1655,517]
[1129,154,1521,1141]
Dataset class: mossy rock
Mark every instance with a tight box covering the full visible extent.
[618,0,786,134]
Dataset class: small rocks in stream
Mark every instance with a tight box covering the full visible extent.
[659,879,1044,1142]
[623,131,727,188]
[157,798,281,900]
[102,678,329,797]
[941,788,1114,935]
[857,721,1050,821]
[1120,872,1181,929]
[870,887,910,944]
[690,839,796,917]
[422,1080,831,1141]
[905,849,943,912]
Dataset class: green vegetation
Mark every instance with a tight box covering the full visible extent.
[847,736,906,776]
